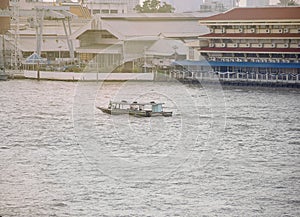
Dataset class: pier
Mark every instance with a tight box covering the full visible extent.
[156,69,300,88]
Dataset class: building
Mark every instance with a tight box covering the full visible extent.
[193,7,300,82]
[220,0,237,8]
[200,0,238,11]
[86,0,140,14]
[0,0,10,34]
[2,1,214,72]
[10,0,59,10]
[200,1,226,12]
[72,13,209,72]
[246,0,269,7]
[162,0,203,12]
[0,0,10,69]
[15,0,91,18]
[1,0,90,69]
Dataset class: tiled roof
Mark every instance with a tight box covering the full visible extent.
[200,7,300,21]
[74,14,209,40]
[199,33,300,39]
[199,47,300,53]
[98,12,212,20]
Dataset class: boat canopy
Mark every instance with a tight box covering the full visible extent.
[110,101,164,106]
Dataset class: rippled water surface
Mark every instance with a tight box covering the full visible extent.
[0,80,299,216]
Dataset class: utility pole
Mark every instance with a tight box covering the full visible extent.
[11,0,20,71]
[35,8,44,57]
[2,35,6,69]
[62,18,75,63]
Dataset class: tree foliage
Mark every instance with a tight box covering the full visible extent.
[277,0,298,6]
[134,0,175,13]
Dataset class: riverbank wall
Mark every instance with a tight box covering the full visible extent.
[20,70,154,81]
[175,78,300,88]
[6,70,300,88]
[155,70,300,88]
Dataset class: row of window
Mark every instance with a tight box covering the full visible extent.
[210,26,300,34]
[91,9,120,14]
[211,39,298,43]
[208,42,300,48]
[204,53,299,59]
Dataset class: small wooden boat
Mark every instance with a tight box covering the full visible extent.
[97,100,172,117]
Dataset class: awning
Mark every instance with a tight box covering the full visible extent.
[173,60,300,69]
[24,53,47,64]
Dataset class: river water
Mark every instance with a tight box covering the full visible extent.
[0,79,299,216]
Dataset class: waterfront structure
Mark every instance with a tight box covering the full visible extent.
[3,14,85,68]
[15,19,82,63]
[1,0,90,69]
[192,7,300,83]
[86,0,139,14]
[72,13,209,72]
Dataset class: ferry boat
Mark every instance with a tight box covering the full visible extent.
[97,100,172,117]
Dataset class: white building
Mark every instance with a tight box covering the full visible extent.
[246,0,269,7]
[203,0,237,9]
[72,13,209,71]
[162,0,204,12]
[86,0,139,14]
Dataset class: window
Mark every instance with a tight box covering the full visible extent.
[189,48,194,60]
[110,10,118,14]
[101,10,109,14]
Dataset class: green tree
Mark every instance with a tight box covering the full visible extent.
[134,0,175,13]
[277,0,298,6]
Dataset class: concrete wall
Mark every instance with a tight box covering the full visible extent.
[24,70,154,81]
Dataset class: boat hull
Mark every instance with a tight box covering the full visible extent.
[129,110,151,117]
[151,112,172,117]
[97,107,130,115]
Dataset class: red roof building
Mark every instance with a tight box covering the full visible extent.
[196,7,300,75]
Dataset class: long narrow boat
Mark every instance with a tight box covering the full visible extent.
[97,100,172,117]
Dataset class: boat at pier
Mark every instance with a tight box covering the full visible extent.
[97,100,172,117]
